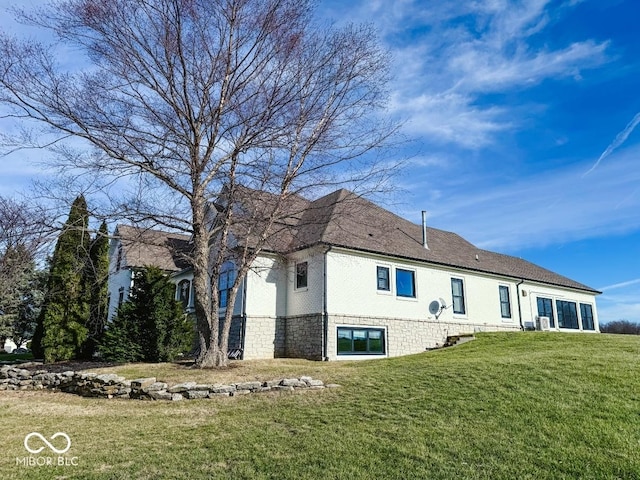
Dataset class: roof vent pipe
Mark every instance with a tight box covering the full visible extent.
[422,211,429,250]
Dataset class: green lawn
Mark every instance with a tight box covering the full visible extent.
[1,332,639,479]
[0,352,34,362]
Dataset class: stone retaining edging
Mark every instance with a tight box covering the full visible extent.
[0,365,340,401]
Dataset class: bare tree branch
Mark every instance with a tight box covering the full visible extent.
[0,0,402,366]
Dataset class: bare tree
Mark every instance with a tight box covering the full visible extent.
[0,0,400,366]
[0,196,50,349]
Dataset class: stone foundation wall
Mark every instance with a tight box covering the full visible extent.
[242,316,286,360]
[0,364,337,401]
[285,314,323,360]
[327,314,520,359]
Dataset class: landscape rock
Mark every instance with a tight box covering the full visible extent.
[234,381,262,391]
[0,366,332,401]
[168,381,197,393]
[185,390,209,399]
[130,377,157,390]
[280,378,307,388]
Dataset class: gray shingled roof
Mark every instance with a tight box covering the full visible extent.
[115,188,599,294]
[115,225,192,272]
[269,189,599,294]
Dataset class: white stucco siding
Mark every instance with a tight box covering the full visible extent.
[324,248,598,331]
[286,249,325,316]
[325,249,520,328]
[434,272,519,327]
[245,255,286,317]
[520,283,599,332]
[325,250,425,319]
[106,239,130,321]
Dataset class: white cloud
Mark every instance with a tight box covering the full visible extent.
[322,0,612,150]
[584,111,640,176]
[418,144,640,251]
[600,278,640,292]
[390,92,509,148]
[450,40,609,92]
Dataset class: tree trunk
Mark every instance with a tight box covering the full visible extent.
[191,196,228,368]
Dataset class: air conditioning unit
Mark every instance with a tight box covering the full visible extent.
[536,316,551,331]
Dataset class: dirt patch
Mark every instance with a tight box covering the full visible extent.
[19,360,121,373]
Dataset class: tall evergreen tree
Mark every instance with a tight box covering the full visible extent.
[34,195,91,363]
[80,221,110,359]
[100,266,193,363]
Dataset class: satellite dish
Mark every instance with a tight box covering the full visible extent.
[428,300,441,315]
[429,298,450,319]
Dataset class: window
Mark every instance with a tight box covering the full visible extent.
[296,262,308,289]
[337,328,385,355]
[115,245,123,271]
[118,287,125,308]
[536,297,555,328]
[218,266,236,309]
[556,300,579,329]
[580,303,595,331]
[499,285,511,318]
[396,268,415,298]
[177,280,191,308]
[377,266,390,291]
[451,278,466,315]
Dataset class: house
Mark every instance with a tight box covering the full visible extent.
[107,225,193,321]
[107,189,600,361]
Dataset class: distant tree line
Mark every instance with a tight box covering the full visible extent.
[600,320,640,335]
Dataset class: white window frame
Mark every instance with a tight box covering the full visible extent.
[335,325,389,360]
[499,285,512,320]
[451,277,467,317]
[395,266,418,301]
[376,264,392,295]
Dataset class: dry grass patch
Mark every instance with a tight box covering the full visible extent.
[83,357,358,385]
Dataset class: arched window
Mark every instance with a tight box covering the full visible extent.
[177,279,191,308]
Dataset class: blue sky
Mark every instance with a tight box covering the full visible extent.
[1,0,639,324]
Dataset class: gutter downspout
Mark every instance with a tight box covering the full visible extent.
[240,275,248,359]
[516,279,525,331]
[322,246,332,361]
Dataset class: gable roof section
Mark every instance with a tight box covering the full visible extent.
[278,189,598,294]
[115,225,192,272]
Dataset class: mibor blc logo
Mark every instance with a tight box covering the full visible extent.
[17,432,79,467]
[24,432,71,454]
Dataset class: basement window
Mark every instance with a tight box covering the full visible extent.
[337,328,386,355]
